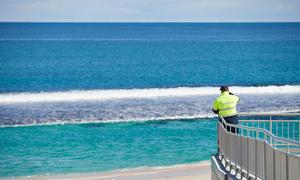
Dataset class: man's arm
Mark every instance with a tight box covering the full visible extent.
[230,92,240,103]
[212,100,219,114]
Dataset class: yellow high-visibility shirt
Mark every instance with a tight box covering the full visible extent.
[213,91,239,117]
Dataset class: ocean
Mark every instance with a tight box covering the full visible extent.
[0,23,300,177]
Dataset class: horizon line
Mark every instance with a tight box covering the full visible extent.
[0,21,300,23]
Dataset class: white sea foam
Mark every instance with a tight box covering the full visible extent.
[0,85,299,104]
[0,114,214,128]
[1,109,299,128]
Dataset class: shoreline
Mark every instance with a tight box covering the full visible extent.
[8,161,211,180]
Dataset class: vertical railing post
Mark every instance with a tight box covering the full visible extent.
[286,141,289,180]
[229,125,232,172]
[255,131,258,180]
[282,122,284,138]
[240,135,243,178]
[270,115,272,135]
[247,130,250,179]
[288,122,290,140]
[264,136,267,180]
[293,123,295,141]
[235,128,237,176]
[217,121,220,154]
[273,138,276,180]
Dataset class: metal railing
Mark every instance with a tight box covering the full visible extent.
[217,113,300,180]
[239,113,300,143]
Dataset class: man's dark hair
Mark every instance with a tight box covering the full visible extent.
[220,86,229,91]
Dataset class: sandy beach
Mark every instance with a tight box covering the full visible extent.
[13,162,210,180]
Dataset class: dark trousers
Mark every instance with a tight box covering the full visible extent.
[219,115,239,133]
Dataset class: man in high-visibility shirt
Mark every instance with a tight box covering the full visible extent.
[212,86,240,133]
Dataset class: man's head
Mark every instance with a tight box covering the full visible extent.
[220,86,229,92]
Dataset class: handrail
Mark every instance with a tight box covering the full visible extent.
[219,115,300,147]
[238,112,300,117]
[240,120,300,122]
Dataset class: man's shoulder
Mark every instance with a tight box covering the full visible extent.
[216,94,224,101]
[217,94,238,100]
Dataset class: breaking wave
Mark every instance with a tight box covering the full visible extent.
[0,85,299,127]
[0,85,299,104]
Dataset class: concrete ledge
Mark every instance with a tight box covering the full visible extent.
[211,154,237,180]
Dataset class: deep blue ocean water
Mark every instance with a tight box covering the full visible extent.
[0,23,300,92]
[0,23,300,177]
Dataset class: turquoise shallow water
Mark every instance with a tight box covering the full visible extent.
[0,119,217,177]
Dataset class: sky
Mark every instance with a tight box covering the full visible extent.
[0,0,299,22]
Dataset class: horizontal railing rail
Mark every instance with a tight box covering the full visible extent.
[238,113,300,117]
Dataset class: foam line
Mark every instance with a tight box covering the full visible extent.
[0,114,214,128]
[1,110,299,128]
[0,85,299,104]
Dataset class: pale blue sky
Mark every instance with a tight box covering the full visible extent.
[0,0,299,22]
